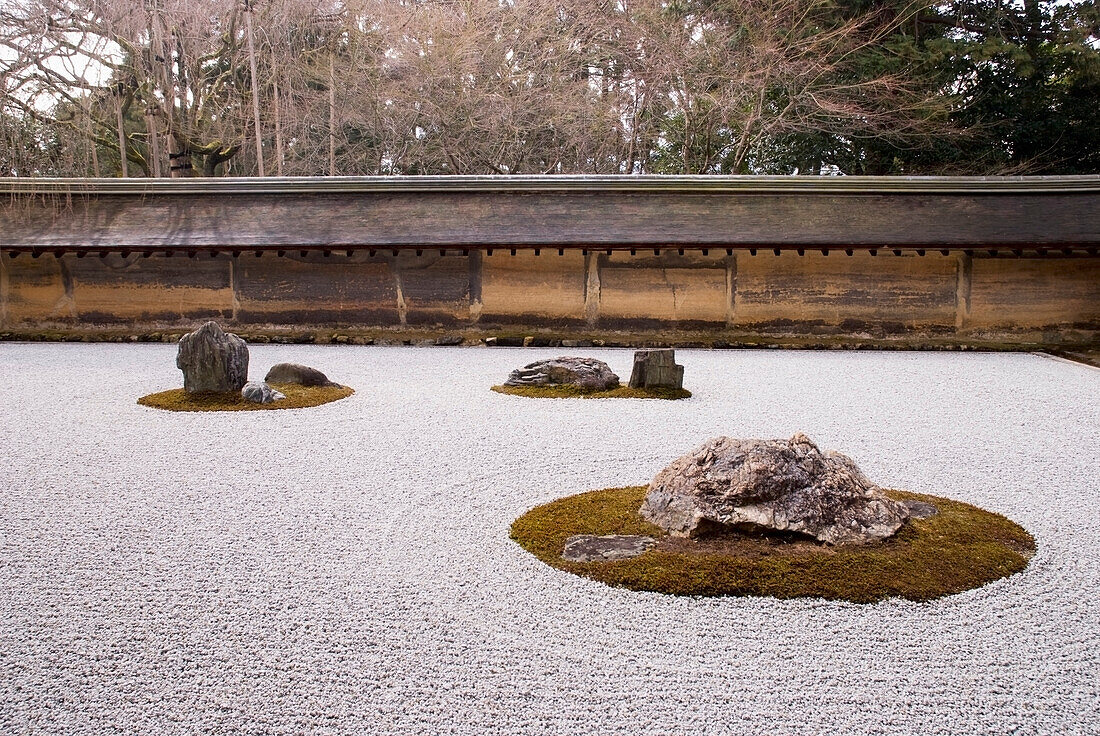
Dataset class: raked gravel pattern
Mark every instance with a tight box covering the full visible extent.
[1,345,1098,735]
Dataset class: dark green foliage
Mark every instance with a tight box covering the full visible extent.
[766,0,1100,174]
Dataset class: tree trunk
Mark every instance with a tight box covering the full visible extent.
[116,102,128,178]
[246,4,265,177]
[328,56,337,176]
[273,76,284,176]
[144,109,162,177]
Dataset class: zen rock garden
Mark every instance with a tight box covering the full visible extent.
[511,433,1035,602]
[138,321,353,412]
[492,348,691,399]
[144,326,1035,601]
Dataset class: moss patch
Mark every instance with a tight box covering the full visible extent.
[510,486,1035,603]
[138,383,354,412]
[491,384,691,400]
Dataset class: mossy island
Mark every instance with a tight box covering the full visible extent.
[139,383,354,412]
[494,349,690,399]
[511,435,1035,603]
[491,384,691,400]
[138,321,353,412]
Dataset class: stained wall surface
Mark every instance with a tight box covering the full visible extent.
[2,249,1097,343]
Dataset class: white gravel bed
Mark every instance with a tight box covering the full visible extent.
[0,344,1097,735]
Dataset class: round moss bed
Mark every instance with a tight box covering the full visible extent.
[491,385,691,400]
[511,486,1035,603]
[138,383,354,412]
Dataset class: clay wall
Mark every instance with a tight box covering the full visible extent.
[3,249,1097,346]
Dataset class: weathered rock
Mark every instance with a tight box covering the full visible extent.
[264,362,336,387]
[562,535,657,562]
[901,499,939,520]
[640,433,910,545]
[504,357,619,390]
[629,348,684,389]
[176,321,249,393]
[241,381,286,404]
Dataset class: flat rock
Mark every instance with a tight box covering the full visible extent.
[629,349,684,389]
[562,535,657,562]
[176,321,249,393]
[264,362,337,387]
[241,381,286,404]
[902,499,939,520]
[504,357,619,390]
[640,433,911,545]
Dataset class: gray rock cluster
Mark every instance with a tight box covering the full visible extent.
[629,348,684,390]
[641,433,911,545]
[176,322,339,405]
[504,357,619,390]
[176,321,248,393]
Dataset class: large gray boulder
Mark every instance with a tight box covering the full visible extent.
[504,357,619,390]
[640,433,910,545]
[629,348,684,389]
[176,321,248,393]
[264,362,337,387]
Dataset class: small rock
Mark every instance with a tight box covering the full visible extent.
[176,321,249,393]
[628,348,684,390]
[901,499,939,520]
[241,381,285,404]
[504,357,619,390]
[332,334,351,344]
[435,334,464,346]
[562,535,657,562]
[264,362,337,387]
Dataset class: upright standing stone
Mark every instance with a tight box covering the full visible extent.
[629,348,684,389]
[176,321,249,393]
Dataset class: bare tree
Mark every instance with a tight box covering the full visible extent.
[0,0,953,177]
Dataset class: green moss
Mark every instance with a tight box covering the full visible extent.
[491,384,692,400]
[137,383,354,412]
[510,486,1035,603]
